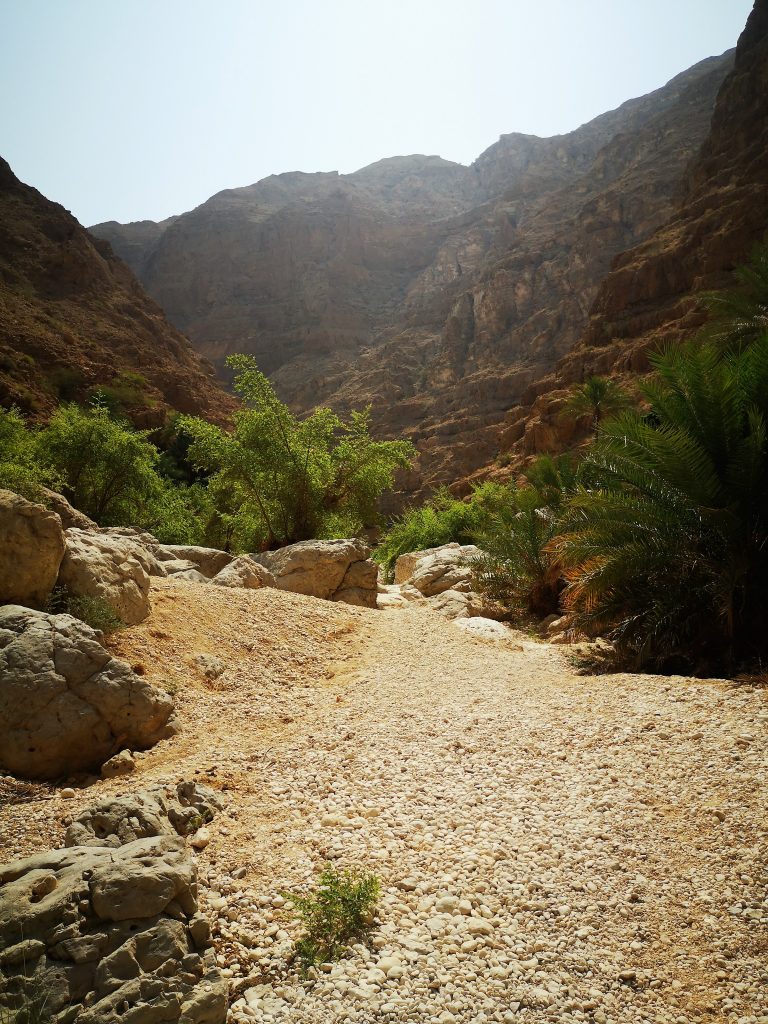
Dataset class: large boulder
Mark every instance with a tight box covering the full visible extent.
[404,543,482,597]
[97,528,167,577]
[159,545,233,579]
[58,529,152,624]
[0,489,66,609]
[0,606,176,780]
[253,538,378,605]
[0,786,227,1024]
[211,555,275,590]
[40,488,98,531]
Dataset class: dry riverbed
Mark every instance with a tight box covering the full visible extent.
[1,578,766,1024]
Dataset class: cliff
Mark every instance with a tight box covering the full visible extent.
[498,0,768,466]
[90,51,735,496]
[0,159,233,426]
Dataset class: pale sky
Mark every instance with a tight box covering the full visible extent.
[0,0,754,227]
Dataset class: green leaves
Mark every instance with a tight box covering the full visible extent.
[180,355,414,549]
[555,335,768,671]
[282,865,380,970]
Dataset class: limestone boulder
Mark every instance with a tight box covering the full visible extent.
[0,606,176,780]
[211,555,275,589]
[97,527,167,577]
[58,528,151,624]
[159,545,233,579]
[40,488,97,531]
[65,781,224,849]
[0,834,226,1024]
[254,538,378,605]
[0,489,66,609]
[406,543,482,597]
[453,616,515,640]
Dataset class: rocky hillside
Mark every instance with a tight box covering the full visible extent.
[0,158,234,426]
[91,52,733,496]
[497,0,768,466]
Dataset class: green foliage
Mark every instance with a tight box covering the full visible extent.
[0,407,57,498]
[180,355,414,549]
[553,337,768,672]
[472,455,580,615]
[560,375,630,436]
[282,865,380,970]
[39,403,163,524]
[87,371,155,416]
[702,241,768,352]
[46,586,124,635]
[374,482,505,581]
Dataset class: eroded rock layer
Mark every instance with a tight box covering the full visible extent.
[91,53,733,496]
[0,159,234,426]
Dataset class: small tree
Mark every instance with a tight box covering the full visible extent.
[561,376,630,436]
[0,406,57,497]
[180,355,414,549]
[553,337,768,672]
[38,402,163,524]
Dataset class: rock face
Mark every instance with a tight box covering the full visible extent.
[158,545,233,579]
[500,0,768,466]
[254,538,378,607]
[58,528,152,625]
[0,489,65,608]
[0,606,175,779]
[406,543,481,597]
[0,784,227,1024]
[211,554,275,590]
[91,52,733,498]
[382,544,505,621]
[0,158,234,427]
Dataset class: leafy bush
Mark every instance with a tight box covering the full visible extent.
[553,337,768,672]
[0,407,57,498]
[374,482,506,581]
[472,455,580,615]
[282,865,380,970]
[180,355,414,550]
[46,587,124,635]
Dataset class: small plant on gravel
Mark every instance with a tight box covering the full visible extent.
[281,865,380,970]
[46,586,124,635]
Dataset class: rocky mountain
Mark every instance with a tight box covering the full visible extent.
[91,50,735,496]
[498,0,768,467]
[0,159,233,426]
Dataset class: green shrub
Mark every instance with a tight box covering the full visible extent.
[282,865,380,970]
[472,455,580,616]
[553,337,768,672]
[46,587,124,635]
[375,482,506,581]
[560,375,631,436]
[180,355,414,550]
[0,407,58,498]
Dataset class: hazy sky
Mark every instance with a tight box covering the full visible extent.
[0,0,753,227]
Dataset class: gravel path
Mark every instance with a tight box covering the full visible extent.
[1,581,766,1024]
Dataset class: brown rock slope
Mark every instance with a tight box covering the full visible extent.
[499,0,768,465]
[91,54,733,497]
[0,158,234,425]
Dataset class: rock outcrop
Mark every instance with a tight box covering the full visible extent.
[0,157,234,426]
[0,783,226,1024]
[499,0,768,466]
[0,488,65,608]
[0,606,175,779]
[58,529,152,625]
[90,52,734,498]
[254,538,378,607]
[158,545,233,579]
[381,543,504,621]
[211,555,275,590]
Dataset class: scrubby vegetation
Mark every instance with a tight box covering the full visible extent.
[179,355,414,550]
[0,355,413,551]
[46,586,124,634]
[282,865,380,970]
[374,482,505,581]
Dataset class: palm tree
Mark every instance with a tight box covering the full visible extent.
[702,242,768,352]
[552,337,768,673]
[561,376,630,436]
